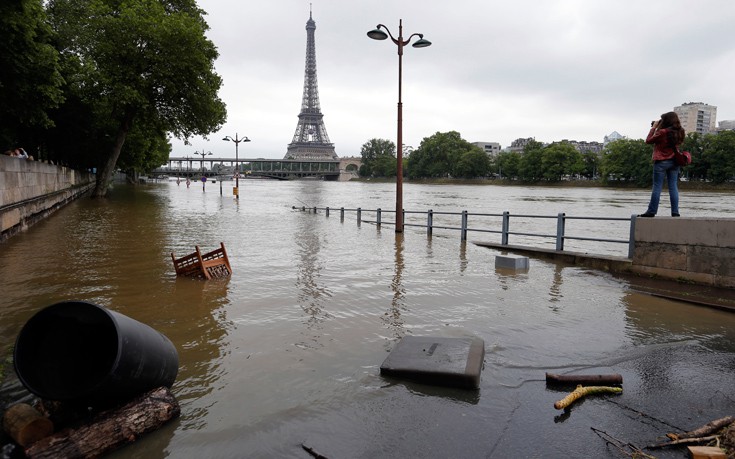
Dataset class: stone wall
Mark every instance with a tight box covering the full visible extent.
[632,217,735,288]
[0,156,95,242]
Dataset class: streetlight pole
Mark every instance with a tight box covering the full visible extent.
[223,133,250,200]
[193,150,212,191]
[368,20,431,233]
[193,150,212,172]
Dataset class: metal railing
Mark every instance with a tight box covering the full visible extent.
[292,206,636,258]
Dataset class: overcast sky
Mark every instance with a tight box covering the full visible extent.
[171,0,735,159]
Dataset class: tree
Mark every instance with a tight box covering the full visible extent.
[581,152,600,179]
[454,148,490,178]
[495,151,520,179]
[408,131,481,179]
[702,130,735,183]
[359,138,395,177]
[518,140,544,181]
[599,139,652,186]
[47,0,226,197]
[541,142,584,181]
[681,132,706,181]
[0,0,64,150]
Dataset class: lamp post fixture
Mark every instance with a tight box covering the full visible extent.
[368,20,431,233]
[193,150,212,173]
[223,133,250,199]
[193,150,212,192]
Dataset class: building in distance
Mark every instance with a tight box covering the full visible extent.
[509,137,536,153]
[472,142,502,157]
[674,102,717,135]
[604,131,626,146]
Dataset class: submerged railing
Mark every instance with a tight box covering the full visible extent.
[292,206,636,259]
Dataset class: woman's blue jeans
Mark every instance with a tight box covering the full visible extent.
[645,159,679,215]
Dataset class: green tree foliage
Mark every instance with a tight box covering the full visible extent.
[517,140,544,181]
[495,151,521,179]
[359,138,395,177]
[454,148,491,178]
[0,0,64,149]
[581,151,600,179]
[599,139,652,186]
[701,130,735,183]
[681,132,706,180]
[540,142,584,181]
[47,0,226,197]
[407,131,488,179]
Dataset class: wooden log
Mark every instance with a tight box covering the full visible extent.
[2,403,54,447]
[546,372,623,386]
[669,416,735,441]
[648,435,720,449]
[24,386,179,459]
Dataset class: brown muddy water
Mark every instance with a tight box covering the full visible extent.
[1,180,734,458]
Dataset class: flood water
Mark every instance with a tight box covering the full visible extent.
[1,180,735,458]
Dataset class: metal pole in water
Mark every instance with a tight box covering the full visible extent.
[556,213,566,251]
[501,211,510,245]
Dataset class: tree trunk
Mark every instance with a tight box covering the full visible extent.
[92,114,133,198]
[24,386,179,459]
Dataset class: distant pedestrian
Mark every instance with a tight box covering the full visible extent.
[186,178,191,188]
[639,112,685,218]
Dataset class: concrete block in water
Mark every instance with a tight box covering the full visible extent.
[495,255,530,270]
[380,336,485,389]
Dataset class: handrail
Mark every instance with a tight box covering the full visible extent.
[292,205,636,259]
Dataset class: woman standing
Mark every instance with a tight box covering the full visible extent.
[639,111,685,217]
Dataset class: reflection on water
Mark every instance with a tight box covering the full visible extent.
[1,181,734,458]
[295,207,333,349]
[382,233,406,339]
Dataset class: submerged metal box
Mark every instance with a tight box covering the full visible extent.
[380,336,485,389]
[495,255,530,270]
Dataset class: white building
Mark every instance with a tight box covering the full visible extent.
[604,131,626,145]
[673,102,717,135]
[718,120,735,131]
[509,137,536,153]
[472,142,502,157]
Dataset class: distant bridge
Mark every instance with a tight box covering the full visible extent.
[153,157,361,181]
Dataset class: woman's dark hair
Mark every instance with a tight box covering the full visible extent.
[660,111,686,143]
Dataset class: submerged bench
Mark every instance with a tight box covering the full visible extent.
[171,242,232,280]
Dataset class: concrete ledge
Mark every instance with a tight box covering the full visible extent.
[474,242,633,274]
[380,336,485,390]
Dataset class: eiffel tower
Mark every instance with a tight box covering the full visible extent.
[285,10,338,160]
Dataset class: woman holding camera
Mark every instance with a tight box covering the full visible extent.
[638,111,685,217]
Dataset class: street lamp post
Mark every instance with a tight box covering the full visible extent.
[193,150,212,172]
[223,133,250,200]
[193,150,212,191]
[368,20,431,233]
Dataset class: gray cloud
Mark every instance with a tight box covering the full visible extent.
[173,0,735,158]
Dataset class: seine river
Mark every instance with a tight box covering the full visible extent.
[1,180,734,458]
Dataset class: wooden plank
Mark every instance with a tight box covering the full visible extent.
[687,446,726,459]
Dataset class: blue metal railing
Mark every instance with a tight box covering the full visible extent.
[293,206,636,259]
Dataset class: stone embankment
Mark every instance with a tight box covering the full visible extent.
[0,156,94,242]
